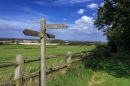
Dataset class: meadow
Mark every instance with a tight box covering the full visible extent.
[47,52,130,86]
[0,44,130,86]
[0,44,94,83]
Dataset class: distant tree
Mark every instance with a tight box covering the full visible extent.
[12,38,16,43]
[94,0,130,51]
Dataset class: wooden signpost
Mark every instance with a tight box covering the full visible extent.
[23,18,67,86]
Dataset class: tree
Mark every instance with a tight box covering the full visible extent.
[94,0,130,51]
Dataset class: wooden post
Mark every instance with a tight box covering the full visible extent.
[66,51,72,67]
[82,50,87,58]
[40,18,46,86]
[14,55,24,86]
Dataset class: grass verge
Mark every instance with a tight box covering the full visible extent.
[47,61,93,86]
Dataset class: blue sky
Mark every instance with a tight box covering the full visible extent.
[0,0,106,41]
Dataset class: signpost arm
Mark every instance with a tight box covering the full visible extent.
[40,18,46,86]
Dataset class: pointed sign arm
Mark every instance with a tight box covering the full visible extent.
[46,24,68,29]
[23,29,55,38]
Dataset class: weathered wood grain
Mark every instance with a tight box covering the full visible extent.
[46,24,68,29]
[23,29,55,38]
[14,55,24,86]
[40,18,46,86]
[0,62,18,68]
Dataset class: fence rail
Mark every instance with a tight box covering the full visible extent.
[0,50,88,86]
[0,62,18,68]
[0,51,83,68]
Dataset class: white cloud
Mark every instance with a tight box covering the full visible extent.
[87,3,98,9]
[70,15,99,34]
[100,2,104,7]
[77,9,85,14]
[46,15,105,41]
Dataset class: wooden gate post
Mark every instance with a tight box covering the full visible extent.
[14,55,24,86]
[40,18,46,86]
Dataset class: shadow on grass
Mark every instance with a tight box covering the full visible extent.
[86,54,130,78]
[98,58,130,78]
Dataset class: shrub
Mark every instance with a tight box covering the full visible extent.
[85,44,111,69]
[0,42,3,45]
[92,44,111,58]
[108,40,117,52]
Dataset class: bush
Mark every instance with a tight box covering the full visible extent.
[85,44,111,69]
[92,44,111,58]
[108,40,117,52]
[0,42,3,45]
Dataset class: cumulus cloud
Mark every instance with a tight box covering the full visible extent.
[46,15,106,41]
[77,9,85,14]
[65,15,106,41]
[70,15,101,35]
[87,3,98,9]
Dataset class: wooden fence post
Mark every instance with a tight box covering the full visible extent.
[82,50,87,59]
[14,55,24,86]
[66,51,72,67]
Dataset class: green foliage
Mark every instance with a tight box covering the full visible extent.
[93,44,111,58]
[107,36,117,52]
[94,0,130,51]
[86,44,111,69]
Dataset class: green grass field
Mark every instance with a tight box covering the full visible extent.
[0,45,94,62]
[0,44,130,86]
[47,61,93,86]
[87,57,130,86]
[0,44,94,83]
